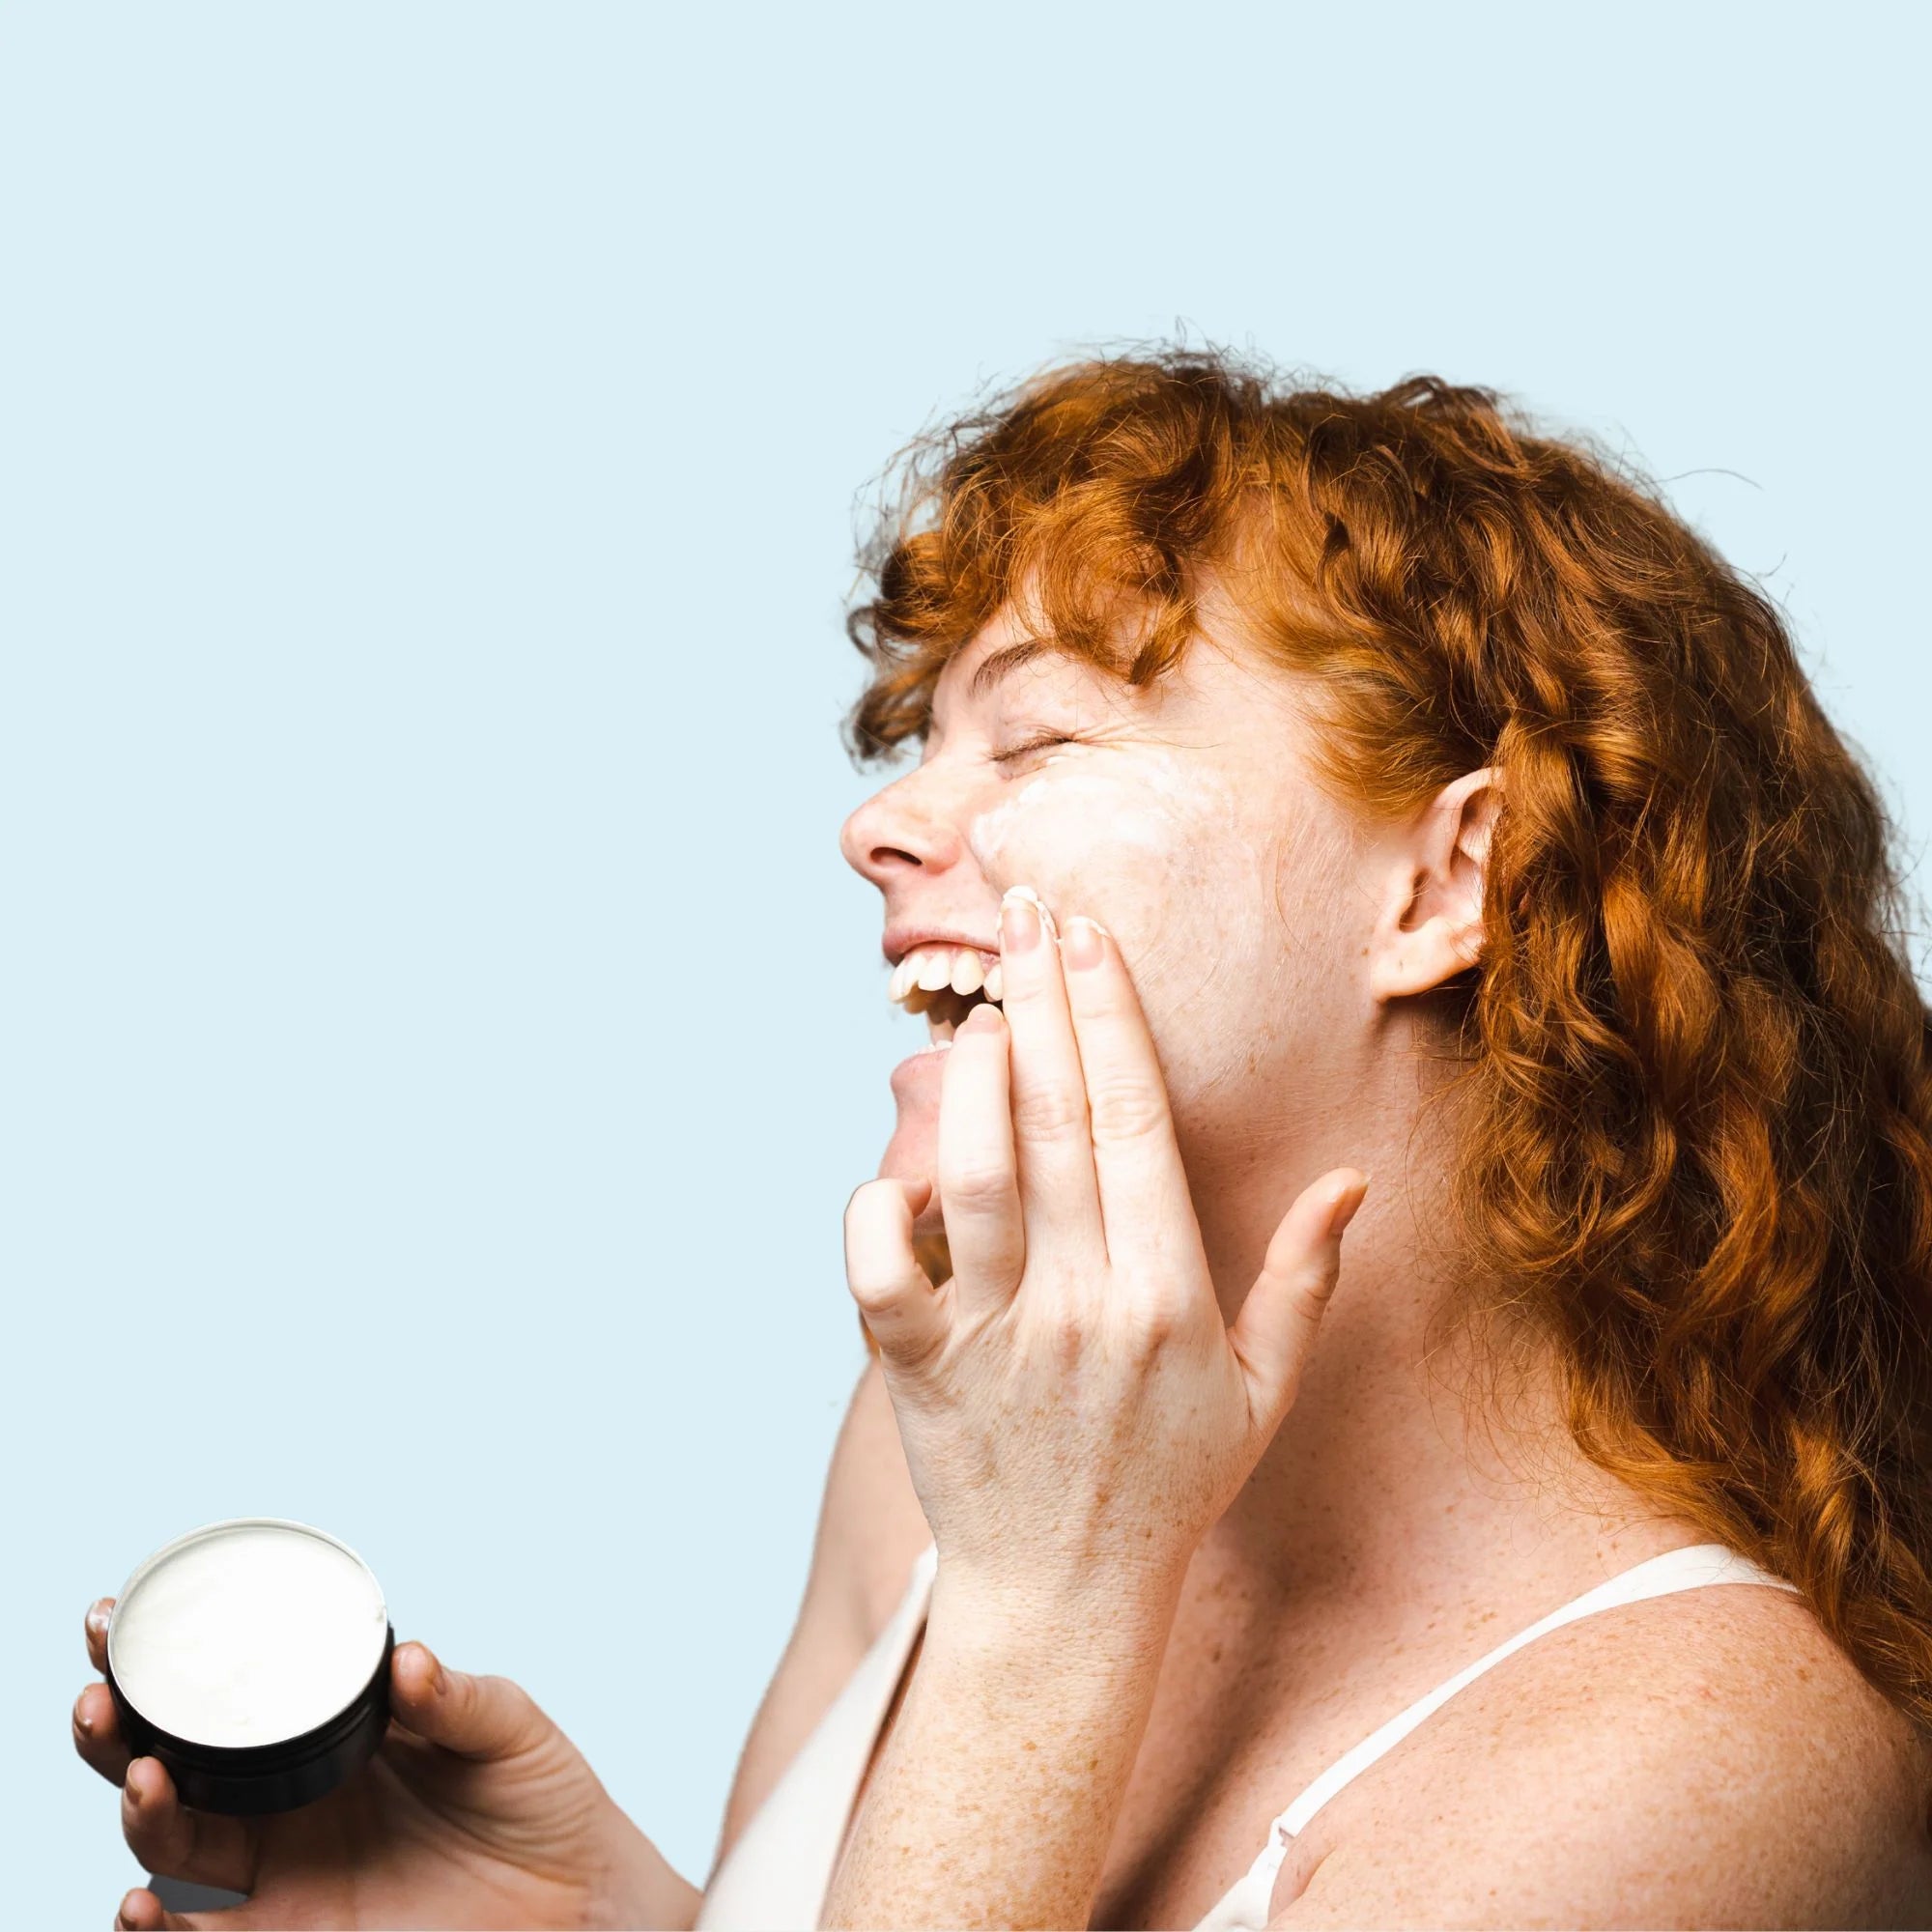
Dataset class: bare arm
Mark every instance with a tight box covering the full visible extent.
[706,1353,929,1882]
[822,1565,1179,1929]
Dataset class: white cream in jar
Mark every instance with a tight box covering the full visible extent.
[106,1519,394,1813]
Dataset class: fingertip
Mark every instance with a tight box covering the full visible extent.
[126,1752,176,1810]
[116,1886,161,1931]
[393,1638,445,1702]
[86,1598,114,1665]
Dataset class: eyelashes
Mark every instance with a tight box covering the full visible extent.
[990,732,1075,766]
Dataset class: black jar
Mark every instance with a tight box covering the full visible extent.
[105,1518,394,1816]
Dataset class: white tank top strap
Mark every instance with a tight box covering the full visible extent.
[1190,1538,1793,1932]
[1272,1543,1795,1840]
[1191,1542,1797,1931]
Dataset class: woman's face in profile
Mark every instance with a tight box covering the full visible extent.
[840,601,1376,1231]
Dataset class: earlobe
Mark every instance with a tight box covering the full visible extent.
[1367,912,1484,1003]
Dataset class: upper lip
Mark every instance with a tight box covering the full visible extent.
[882,924,1001,969]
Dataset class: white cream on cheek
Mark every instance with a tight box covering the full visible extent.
[110,1525,388,1748]
[965,747,1286,1098]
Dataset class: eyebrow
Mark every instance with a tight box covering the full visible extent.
[967,636,1065,701]
[924,635,1081,750]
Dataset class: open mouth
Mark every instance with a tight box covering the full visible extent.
[889,944,1005,1044]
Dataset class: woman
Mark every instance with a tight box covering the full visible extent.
[75,348,1932,1928]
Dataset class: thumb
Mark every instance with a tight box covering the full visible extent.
[1229,1168,1368,1432]
[114,1888,211,1930]
[844,1177,948,1371]
[389,1640,550,1760]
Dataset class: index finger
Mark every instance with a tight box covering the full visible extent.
[74,1680,133,1785]
[1058,917,1196,1267]
[995,886,1103,1260]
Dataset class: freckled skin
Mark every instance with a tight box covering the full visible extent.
[836,597,1932,1929]
[855,604,1374,1293]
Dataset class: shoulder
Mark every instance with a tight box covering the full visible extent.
[1280,1573,1932,1927]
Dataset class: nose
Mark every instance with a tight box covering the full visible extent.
[839,765,969,892]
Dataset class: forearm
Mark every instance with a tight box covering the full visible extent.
[820,1569,1179,1931]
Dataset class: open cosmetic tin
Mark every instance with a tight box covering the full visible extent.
[105,1518,394,1816]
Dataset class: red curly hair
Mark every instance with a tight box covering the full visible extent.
[842,345,1932,1727]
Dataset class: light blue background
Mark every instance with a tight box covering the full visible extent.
[5,3,1926,1920]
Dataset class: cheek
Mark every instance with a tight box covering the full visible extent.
[966,767,1185,935]
[965,763,1278,1081]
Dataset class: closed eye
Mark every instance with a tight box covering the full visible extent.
[990,732,1076,766]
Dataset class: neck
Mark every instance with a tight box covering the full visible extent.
[1181,1020,1679,1612]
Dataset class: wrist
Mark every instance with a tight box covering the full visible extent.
[927,1549,1185,1678]
[584,1803,701,1932]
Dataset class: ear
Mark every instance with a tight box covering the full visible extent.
[1366,767,1499,1004]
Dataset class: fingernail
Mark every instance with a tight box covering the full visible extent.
[1001,886,1044,953]
[86,1603,109,1639]
[960,1000,1005,1033]
[126,1763,142,1808]
[1328,1174,1370,1237]
[403,1641,447,1695]
[1063,916,1106,970]
[75,1694,93,1737]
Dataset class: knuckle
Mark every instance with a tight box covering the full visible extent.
[842,1178,888,1225]
[1045,1304,1090,1368]
[1282,1268,1337,1328]
[1126,1293,1184,1354]
[940,1158,1013,1211]
[879,1316,949,1378]
[1085,1077,1168,1146]
[493,1676,545,1743]
[126,1805,172,1863]
[1011,1085,1087,1140]
[442,1670,478,1725]
[846,1269,904,1316]
[848,1260,933,1325]
[1066,977,1131,1020]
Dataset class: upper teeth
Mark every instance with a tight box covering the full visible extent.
[889,944,1004,1008]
